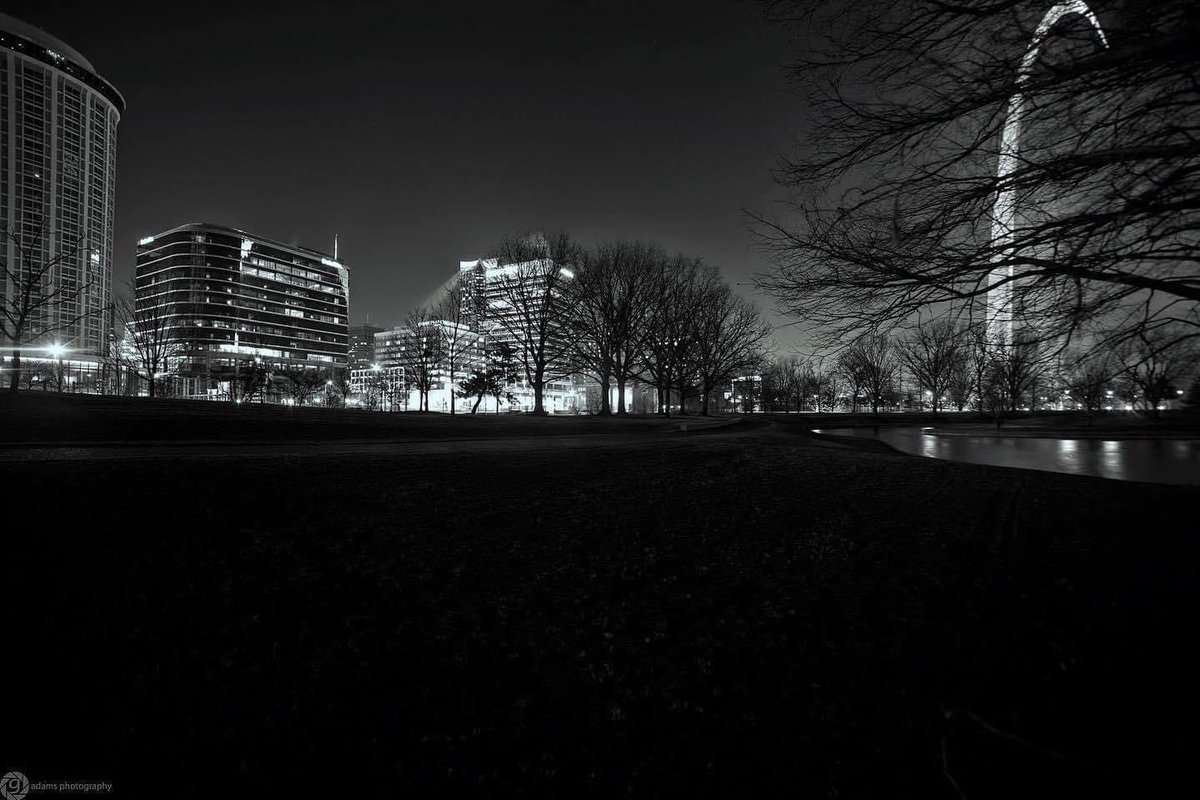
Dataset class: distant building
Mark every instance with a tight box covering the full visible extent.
[458,258,582,413]
[1,14,123,389]
[348,323,382,369]
[373,319,479,412]
[134,223,350,399]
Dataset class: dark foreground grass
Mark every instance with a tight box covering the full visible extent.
[3,426,1197,797]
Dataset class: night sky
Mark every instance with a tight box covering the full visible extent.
[10,0,802,338]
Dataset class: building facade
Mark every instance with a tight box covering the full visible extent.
[372,319,479,412]
[348,323,382,370]
[458,258,582,413]
[1,14,123,387]
[135,223,350,399]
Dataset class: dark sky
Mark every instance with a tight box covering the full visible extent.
[10,0,802,338]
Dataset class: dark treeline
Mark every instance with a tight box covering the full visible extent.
[390,229,773,416]
[760,320,1199,423]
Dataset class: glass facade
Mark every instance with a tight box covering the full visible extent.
[135,223,350,398]
[1,16,122,360]
[457,258,582,413]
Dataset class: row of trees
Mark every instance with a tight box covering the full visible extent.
[759,321,1199,420]
[386,230,773,416]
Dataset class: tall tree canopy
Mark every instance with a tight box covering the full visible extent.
[756,0,1200,357]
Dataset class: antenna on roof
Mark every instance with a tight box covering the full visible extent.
[334,234,339,260]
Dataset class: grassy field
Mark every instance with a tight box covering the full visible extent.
[0,392,728,443]
[2,395,1197,797]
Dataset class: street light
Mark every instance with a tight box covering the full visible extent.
[47,342,67,393]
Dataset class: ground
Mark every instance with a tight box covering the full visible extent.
[2,394,1197,797]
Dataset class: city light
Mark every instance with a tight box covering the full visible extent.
[138,235,155,245]
[47,343,66,359]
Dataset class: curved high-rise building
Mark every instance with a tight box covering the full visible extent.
[135,223,350,399]
[1,13,123,382]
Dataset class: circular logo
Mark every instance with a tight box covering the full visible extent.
[0,772,28,800]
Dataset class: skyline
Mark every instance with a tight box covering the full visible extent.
[8,1,803,339]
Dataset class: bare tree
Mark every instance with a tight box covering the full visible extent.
[489,230,581,415]
[755,0,1200,357]
[1112,326,1200,416]
[215,358,268,404]
[690,284,774,415]
[393,307,445,412]
[641,255,718,416]
[328,373,353,408]
[3,219,105,391]
[433,281,470,415]
[570,240,665,415]
[113,289,187,399]
[810,361,841,412]
[761,356,794,412]
[17,361,55,391]
[1066,354,1115,420]
[896,320,966,415]
[277,367,328,407]
[945,355,975,413]
[1185,374,1200,409]
[980,361,1011,428]
[838,335,899,416]
[992,335,1047,413]
[836,348,867,413]
[360,368,387,411]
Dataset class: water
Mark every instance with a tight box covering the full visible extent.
[816,426,1200,485]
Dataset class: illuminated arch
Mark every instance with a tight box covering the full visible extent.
[987,1,1109,343]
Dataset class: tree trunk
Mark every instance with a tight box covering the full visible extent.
[616,377,628,415]
[472,394,483,414]
[700,388,710,416]
[599,373,611,416]
[9,348,21,391]
[677,382,688,416]
[532,364,546,415]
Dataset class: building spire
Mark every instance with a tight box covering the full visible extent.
[334,234,339,260]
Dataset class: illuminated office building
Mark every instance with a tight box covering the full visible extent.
[458,257,582,413]
[1,14,123,386]
[135,223,349,398]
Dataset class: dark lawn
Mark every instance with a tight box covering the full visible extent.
[3,424,1197,797]
[0,392,711,443]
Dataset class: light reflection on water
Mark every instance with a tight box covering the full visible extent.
[821,427,1200,485]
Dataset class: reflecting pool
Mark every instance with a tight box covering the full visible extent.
[816,427,1200,485]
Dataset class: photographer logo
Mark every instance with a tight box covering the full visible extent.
[1,772,28,800]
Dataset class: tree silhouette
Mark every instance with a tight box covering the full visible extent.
[756,0,1200,357]
[3,218,104,391]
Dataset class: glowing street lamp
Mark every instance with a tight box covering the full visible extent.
[46,342,68,392]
